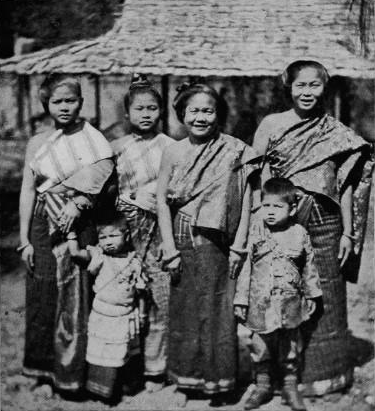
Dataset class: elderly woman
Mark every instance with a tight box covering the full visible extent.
[252,60,372,396]
[157,83,259,405]
[19,74,114,392]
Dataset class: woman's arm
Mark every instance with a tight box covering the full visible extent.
[231,182,252,251]
[229,182,252,279]
[252,117,272,204]
[156,147,180,265]
[19,142,38,272]
[338,183,353,266]
[156,148,177,255]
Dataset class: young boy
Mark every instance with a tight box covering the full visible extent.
[234,178,322,411]
[67,213,147,401]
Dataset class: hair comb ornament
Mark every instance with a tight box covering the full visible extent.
[175,82,193,93]
[130,73,151,89]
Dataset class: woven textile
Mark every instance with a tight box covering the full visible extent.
[168,211,236,394]
[234,223,322,333]
[300,196,350,384]
[263,110,372,255]
[86,364,118,398]
[117,204,169,376]
[167,133,259,242]
[23,209,58,379]
[30,121,112,193]
[113,133,173,213]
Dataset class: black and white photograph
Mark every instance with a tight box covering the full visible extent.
[0,1,374,410]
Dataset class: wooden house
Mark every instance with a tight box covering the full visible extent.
[0,0,374,186]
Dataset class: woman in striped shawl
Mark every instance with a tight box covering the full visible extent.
[253,60,372,396]
[19,74,114,393]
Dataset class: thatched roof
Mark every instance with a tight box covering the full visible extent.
[1,0,374,78]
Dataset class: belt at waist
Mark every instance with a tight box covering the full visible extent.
[92,298,134,316]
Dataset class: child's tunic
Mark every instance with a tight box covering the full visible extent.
[86,247,145,367]
[234,223,322,334]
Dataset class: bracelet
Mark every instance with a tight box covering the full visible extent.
[229,245,248,256]
[16,242,31,253]
[342,232,356,241]
[162,250,181,265]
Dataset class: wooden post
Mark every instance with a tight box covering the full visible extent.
[16,75,25,130]
[161,74,169,135]
[333,81,341,121]
[94,74,101,129]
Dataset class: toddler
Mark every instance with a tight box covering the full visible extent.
[67,213,147,401]
[234,178,322,411]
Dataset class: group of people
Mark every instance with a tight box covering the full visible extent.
[19,60,371,410]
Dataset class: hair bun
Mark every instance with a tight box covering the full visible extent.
[175,81,196,94]
[130,73,151,89]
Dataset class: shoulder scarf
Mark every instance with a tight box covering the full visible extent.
[30,121,113,193]
[167,133,260,240]
[265,113,373,258]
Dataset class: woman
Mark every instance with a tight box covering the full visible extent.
[157,83,259,404]
[19,74,114,392]
[111,75,173,392]
[253,60,372,395]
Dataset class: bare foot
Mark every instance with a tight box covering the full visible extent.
[145,380,165,393]
[32,384,54,399]
[175,391,187,408]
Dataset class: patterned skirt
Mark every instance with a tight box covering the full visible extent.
[23,207,58,380]
[118,203,169,376]
[168,211,237,394]
[300,195,352,395]
[24,197,95,392]
[86,306,140,398]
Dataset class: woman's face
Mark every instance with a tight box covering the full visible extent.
[128,92,161,134]
[291,67,325,114]
[48,85,82,127]
[184,93,218,140]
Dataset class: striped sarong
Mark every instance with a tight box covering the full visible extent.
[300,195,352,394]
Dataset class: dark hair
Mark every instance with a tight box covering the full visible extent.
[39,74,82,114]
[96,211,128,232]
[261,177,297,206]
[281,60,330,89]
[124,73,162,113]
[173,82,228,126]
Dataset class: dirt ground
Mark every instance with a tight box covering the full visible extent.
[1,188,374,411]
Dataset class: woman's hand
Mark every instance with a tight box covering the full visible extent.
[307,299,316,316]
[165,254,182,285]
[156,244,164,262]
[229,250,244,279]
[338,235,352,267]
[58,201,81,233]
[234,305,247,322]
[21,244,35,274]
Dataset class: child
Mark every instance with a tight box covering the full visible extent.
[234,178,322,411]
[67,213,147,401]
[111,74,173,392]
